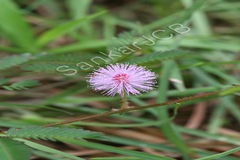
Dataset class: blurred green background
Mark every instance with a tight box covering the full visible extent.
[0,0,240,160]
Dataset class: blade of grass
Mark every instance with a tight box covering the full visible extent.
[32,150,70,160]
[67,0,92,19]
[0,102,73,115]
[195,147,240,160]
[103,14,116,39]
[0,119,35,128]
[12,137,85,160]
[181,0,211,35]
[66,0,93,37]
[191,67,240,124]
[105,135,239,160]
[47,39,108,54]
[0,0,36,51]
[169,61,186,91]
[220,85,240,96]
[0,46,27,53]
[57,138,176,160]
[157,60,194,159]
[37,10,107,47]
[201,66,239,84]
[18,103,180,128]
[207,104,226,133]
[153,17,195,159]
[90,157,145,160]
[40,83,89,105]
[176,125,240,145]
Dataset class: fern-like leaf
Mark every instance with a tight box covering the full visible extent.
[127,50,195,64]
[6,126,105,141]
[2,79,40,90]
[0,54,31,70]
[21,53,96,72]
[28,54,83,63]
[22,63,78,71]
[108,30,139,54]
[107,30,145,63]
[0,77,11,86]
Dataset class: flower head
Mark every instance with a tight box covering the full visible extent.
[87,63,157,98]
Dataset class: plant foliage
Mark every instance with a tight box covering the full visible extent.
[0,0,36,51]
[21,53,84,71]
[108,30,140,55]
[127,50,195,64]
[0,137,32,160]
[1,79,41,90]
[107,30,144,63]
[0,77,11,86]
[6,126,105,141]
[0,55,31,71]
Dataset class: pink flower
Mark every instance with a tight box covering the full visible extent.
[87,63,157,98]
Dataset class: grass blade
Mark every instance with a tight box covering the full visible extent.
[0,0,36,51]
[0,138,32,160]
[195,147,240,160]
[57,138,176,160]
[12,137,85,160]
[37,10,107,47]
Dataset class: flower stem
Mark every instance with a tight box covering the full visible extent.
[120,90,128,109]
[41,85,239,128]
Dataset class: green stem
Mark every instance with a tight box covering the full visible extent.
[40,86,239,128]
[120,90,128,109]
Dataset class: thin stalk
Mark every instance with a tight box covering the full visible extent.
[41,86,239,128]
[120,90,128,109]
